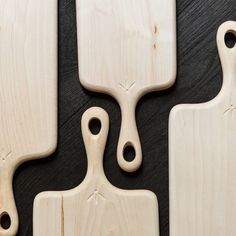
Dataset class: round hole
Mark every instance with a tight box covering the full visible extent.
[225,32,236,48]
[89,118,102,135]
[123,145,136,162]
[0,213,11,230]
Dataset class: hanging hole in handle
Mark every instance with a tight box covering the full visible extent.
[123,144,136,162]
[0,212,11,230]
[225,31,236,48]
[89,118,102,135]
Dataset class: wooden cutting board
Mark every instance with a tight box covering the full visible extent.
[0,1,57,235]
[169,21,236,236]
[77,0,176,172]
[33,107,159,236]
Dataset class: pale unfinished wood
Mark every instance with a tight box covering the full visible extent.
[33,107,159,236]
[169,21,236,236]
[0,1,57,235]
[77,0,176,172]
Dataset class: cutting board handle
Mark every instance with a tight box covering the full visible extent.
[0,166,18,236]
[217,21,236,89]
[117,100,142,173]
[82,107,109,177]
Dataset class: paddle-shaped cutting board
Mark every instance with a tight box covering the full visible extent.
[77,0,176,172]
[170,21,236,236]
[0,1,57,235]
[33,107,159,236]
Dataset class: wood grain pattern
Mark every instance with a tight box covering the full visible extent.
[169,21,236,236]
[33,107,159,236]
[0,1,57,235]
[77,0,176,172]
[11,1,236,235]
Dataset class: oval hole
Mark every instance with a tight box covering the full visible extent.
[225,32,236,48]
[123,145,136,162]
[0,213,11,230]
[89,118,102,135]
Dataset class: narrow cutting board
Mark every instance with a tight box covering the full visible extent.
[33,107,159,236]
[170,21,236,236]
[77,0,176,172]
[0,1,57,235]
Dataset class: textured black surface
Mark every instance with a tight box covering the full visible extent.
[14,0,236,235]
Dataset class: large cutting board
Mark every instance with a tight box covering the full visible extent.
[77,0,176,172]
[170,21,236,236]
[33,107,159,236]
[0,1,57,235]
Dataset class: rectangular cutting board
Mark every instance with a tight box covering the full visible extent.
[169,21,236,236]
[33,107,159,236]
[77,0,176,172]
[0,1,57,235]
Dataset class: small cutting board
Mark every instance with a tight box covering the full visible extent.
[77,0,176,172]
[0,1,57,235]
[33,107,159,236]
[170,21,236,236]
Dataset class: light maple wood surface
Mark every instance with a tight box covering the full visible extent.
[0,1,57,235]
[169,21,236,236]
[33,107,159,236]
[77,0,176,172]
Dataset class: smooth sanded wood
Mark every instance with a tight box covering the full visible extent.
[33,107,159,236]
[0,1,57,235]
[169,21,236,236]
[77,0,176,172]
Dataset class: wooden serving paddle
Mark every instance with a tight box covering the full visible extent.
[77,0,176,172]
[33,107,159,236]
[170,21,236,236]
[0,1,57,235]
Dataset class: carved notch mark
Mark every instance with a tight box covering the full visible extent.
[224,105,236,117]
[87,189,106,205]
[0,149,12,161]
[119,81,136,92]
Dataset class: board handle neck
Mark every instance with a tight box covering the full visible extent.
[0,164,18,236]
[82,107,109,177]
[217,21,236,90]
[117,98,142,172]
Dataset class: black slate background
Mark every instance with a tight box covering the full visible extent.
[13,0,236,235]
